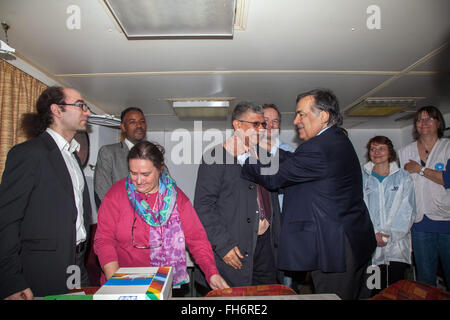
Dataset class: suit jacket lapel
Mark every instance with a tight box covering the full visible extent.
[118,141,130,177]
[120,140,129,156]
[41,132,76,203]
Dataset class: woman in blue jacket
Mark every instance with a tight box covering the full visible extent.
[362,136,416,294]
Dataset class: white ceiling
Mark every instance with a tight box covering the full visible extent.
[1,0,449,131]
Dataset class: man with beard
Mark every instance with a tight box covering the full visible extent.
[94,107,147,206]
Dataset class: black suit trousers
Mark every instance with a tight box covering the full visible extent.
[311,236,372,300]
[252,230,278,285]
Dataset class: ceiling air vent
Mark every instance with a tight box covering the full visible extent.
[346,97,425,117]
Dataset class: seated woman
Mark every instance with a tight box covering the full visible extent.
[362,136,416,294]
[94,141,229,291]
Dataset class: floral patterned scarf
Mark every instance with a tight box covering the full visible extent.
[126,172,188,286]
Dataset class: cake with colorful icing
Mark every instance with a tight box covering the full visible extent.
[93,266,173,300]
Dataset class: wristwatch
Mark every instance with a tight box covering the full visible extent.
[419,166,426,176]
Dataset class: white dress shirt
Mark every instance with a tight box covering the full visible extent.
[46,128,86,245]
[123,138,134,150]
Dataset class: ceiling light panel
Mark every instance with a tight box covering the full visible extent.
[104,0,236,38]
[168,98,234,120]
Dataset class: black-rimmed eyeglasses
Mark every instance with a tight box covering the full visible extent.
[131,212,162,249]
[58,103,90,112]
[237,119,267,129]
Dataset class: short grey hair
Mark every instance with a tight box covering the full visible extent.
[231,101,264,125]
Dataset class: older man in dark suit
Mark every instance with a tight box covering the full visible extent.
[0,86,92,299]
[194,101,282,291]
[241,89,376,299]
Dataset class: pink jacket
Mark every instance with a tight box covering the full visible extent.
[94,178,219,286]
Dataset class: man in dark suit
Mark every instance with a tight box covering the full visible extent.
[0,86,92,300]
[241,89,377,299]
[194,102,282,291]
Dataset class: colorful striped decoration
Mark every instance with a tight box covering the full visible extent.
[146,267,171,300]
[104,273,154,286]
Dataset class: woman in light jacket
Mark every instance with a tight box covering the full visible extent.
[362,136,416,294]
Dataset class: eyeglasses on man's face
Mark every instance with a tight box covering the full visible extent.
[237,119,267,129]
[264,118,280,127]
[58,102,90,112]
[416,117,435,124]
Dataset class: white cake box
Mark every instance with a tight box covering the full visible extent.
[93,266,173,300]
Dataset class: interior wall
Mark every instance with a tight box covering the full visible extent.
[6,58,449,228]
[88,126,408,203]
[83,109,450,222]
[347,128,403,165]
[84,124,120,177]
[88,127,300,202]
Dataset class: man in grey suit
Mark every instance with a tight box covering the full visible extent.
[193,102,282,291]
[94,107,147,205]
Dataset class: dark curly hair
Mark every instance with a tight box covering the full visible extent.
[21,86,66,138]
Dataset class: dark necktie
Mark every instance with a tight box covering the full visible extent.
[256,184,271,222]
